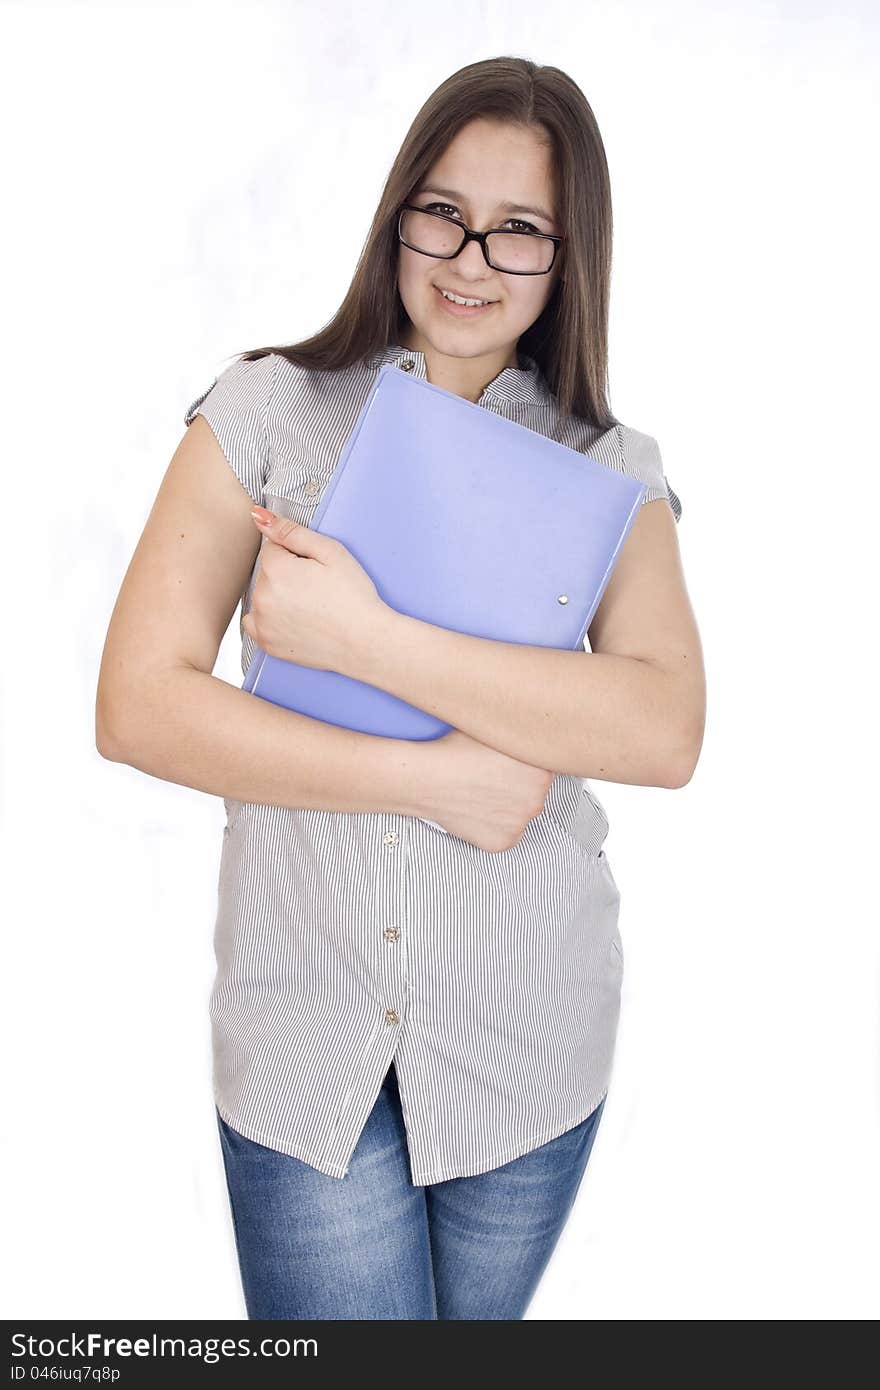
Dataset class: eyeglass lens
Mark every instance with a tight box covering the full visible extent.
[400,208,554,274]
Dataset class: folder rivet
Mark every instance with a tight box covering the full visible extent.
[557,594,569,605]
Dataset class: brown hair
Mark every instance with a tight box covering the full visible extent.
[237,56,619,429]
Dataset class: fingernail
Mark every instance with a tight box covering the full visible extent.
[251,505,275,526]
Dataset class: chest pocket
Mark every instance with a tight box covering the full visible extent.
[264,473,327,528]
[264,429,341,521]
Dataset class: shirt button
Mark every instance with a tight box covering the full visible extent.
[304,478,321,497]
[400,359,415,371]
[384,1008,400,1025]
[384,926,400,942]
[383,830,400,847]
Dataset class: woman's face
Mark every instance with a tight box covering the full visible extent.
[397,118,563,385]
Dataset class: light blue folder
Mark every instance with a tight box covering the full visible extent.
[242,363,644,743]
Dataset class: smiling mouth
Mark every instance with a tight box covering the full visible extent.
[434,285,499,305]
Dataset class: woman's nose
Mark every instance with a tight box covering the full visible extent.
[454,234,492,274]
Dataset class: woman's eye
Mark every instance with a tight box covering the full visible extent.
[423,202,539,235]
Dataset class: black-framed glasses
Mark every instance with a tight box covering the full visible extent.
[397,202,564,276]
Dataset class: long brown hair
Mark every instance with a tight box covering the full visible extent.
[237,56,619,429]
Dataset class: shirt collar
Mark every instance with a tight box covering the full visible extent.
[369,344,550,407]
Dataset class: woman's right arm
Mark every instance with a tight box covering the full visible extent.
[94,414,432,816]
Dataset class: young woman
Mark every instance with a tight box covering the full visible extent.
[96,56,704,1320]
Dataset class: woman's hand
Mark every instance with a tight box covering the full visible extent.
[421,729,555,853]
[241,506,389,674]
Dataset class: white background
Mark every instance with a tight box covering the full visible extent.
[2,0,877,1321]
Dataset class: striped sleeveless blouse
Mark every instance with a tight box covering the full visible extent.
[183,344,682,1185]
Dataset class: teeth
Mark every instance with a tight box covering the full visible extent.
[440,288,491,307]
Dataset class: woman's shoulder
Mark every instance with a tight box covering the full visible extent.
[554,411,682,524]
[183,351,278,428]
[184,349,358,436]
[614,423,682,522]
[266,350,384,417]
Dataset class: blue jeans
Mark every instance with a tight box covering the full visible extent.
[216,1061,606,1319]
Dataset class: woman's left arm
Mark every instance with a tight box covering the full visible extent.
[347,499,705,788]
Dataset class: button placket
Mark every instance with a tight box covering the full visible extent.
[378,821,407,1030]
